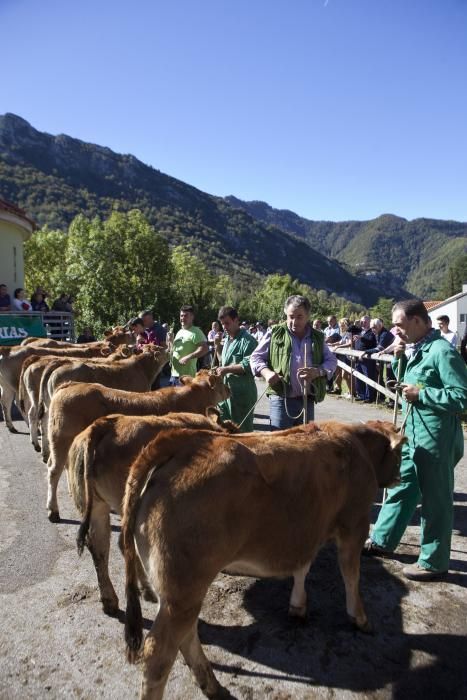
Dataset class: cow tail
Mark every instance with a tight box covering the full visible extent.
[122,431,179,663]
[37,360,60,420]
[18,379,26,416]
[73,421,112,556]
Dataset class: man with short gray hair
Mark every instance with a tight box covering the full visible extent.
[250,295,337,430]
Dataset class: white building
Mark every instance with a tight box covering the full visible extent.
[427,284,467,340]
[0,198,35,294]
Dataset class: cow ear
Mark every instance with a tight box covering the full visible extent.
[390,432,408,447]
[206,406,220,422]
[179,375,193,385]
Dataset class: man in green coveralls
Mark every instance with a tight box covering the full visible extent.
[364,299,467,580]
[170,305,208,386]
[214,306,258,432]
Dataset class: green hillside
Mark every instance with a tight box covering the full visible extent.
[0,113,400,306]
[226,198,467,298]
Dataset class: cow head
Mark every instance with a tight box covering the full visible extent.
[362,421,407,488]
[205,406,239,433]
[103,326,134,348]
[181,370,231,403]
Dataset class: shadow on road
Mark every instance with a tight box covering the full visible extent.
[197,546,467,697]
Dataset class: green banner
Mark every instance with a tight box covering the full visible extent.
[0,314,47,345]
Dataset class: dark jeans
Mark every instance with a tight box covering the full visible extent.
[356,358,377,401]
[269,395,315,431]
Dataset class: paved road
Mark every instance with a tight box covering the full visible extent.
[1,384,466,699]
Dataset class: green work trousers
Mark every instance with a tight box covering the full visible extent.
[371,444,455,572]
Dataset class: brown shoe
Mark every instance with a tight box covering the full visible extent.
[402,564,447,581]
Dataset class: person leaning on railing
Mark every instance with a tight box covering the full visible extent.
[361,318,395,402]
[326,317,353,395]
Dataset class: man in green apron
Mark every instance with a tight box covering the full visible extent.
[215,306,258,432]
[365,299,467,580]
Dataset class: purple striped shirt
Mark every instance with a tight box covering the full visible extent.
[250,325,337,397]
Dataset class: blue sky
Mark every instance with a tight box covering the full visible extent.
[2,0,467,222]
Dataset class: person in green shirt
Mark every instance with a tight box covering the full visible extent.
[170,305,208,386]
[214,306,258,431]
[364,299,467,580]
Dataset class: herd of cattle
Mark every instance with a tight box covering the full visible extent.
[0,330,406,699]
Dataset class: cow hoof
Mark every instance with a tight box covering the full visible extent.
[48,510,60,523]
[142,587,158,603]
[348,615,373,634]
[33,444,41,452]
[102,599,119,617]
[288,604,307,620]
[205,684,233,699]
[8,426,18,434]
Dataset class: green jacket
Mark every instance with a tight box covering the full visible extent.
[394,330,467,467]
[218,328,258,431]
[267,323,326,402]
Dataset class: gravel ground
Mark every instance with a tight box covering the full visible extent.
[0,380,466,700]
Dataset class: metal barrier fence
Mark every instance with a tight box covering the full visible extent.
[42,312,75,342]
[332,347,399,404]
[0,311,75,344]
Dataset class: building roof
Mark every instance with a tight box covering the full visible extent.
[424,300,442,311]
[0,197,36,229]
[424,290,467,313]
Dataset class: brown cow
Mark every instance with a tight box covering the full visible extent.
[121,421,405,699]
[67,410,237,615]
[38,345,167,462]
[0,326,133,432]
[18,346,133,451]
[45,370,230,521]
[20,326,131,347]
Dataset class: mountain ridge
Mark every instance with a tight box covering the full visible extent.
[224,197,467,297]
[2,112,457,303]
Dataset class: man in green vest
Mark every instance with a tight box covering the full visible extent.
[250,295,337,430]
[364,299,467,580]
[214,306,258,431]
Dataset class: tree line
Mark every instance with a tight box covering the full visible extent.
[24,210,408,336]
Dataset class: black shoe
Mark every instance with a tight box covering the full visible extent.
[363,399,376,404]
[362,539,391,557]
[354,396,365,402]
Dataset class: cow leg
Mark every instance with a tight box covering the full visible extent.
[0,383,17,432]
[336,525,371,632]
[28,405,41,452]
[46,456,64,522]
[137,561,158,603]
[141,603,202,700]
[289,561,311,619]
[86,497,119,616]
[180,622,224,698]
[41,410,50,462]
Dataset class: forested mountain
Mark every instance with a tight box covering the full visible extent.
[0,112,440,305]
[225,197,467,298]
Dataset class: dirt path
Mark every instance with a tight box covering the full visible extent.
[0,383,466,699]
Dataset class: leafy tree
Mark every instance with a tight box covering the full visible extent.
[170,246,223,330]
[24,227,69,299]
[65,210,173,334]
[369,297,395,327]
[438,254,467,299]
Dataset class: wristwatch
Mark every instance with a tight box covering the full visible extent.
[319,369,326,378]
